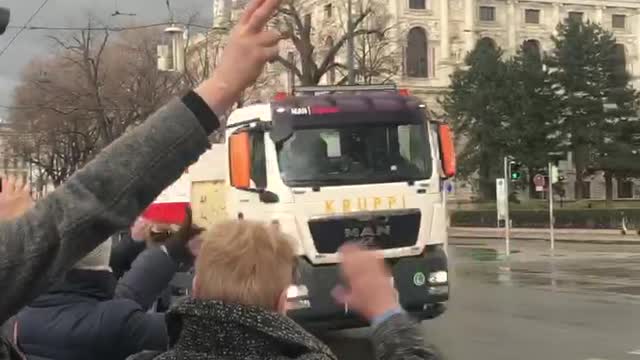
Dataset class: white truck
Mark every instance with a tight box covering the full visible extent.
[157,84,457,329]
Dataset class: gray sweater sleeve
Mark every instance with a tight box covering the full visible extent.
[0,98,212,324]
[372,313,442,360]
[115,247,178,311]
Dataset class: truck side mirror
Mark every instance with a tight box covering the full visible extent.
[259,190,279,203]
[438,124,456,178]
[0,8,9,35]
[229,132,251,189]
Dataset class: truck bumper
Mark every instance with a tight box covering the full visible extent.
[288,244,449,331]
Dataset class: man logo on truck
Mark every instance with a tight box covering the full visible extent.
[344,224,391,247]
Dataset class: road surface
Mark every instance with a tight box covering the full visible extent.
[320,239,640,360]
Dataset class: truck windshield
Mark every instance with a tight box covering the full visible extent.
[277,123,431,187]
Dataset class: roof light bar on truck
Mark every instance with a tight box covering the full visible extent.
[274,84,410,100]
[293,84,399,95]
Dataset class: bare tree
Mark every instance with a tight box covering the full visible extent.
[347,1,402,84]
[8,22,186,185]
[273,0,396,86]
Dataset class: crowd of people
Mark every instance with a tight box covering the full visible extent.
[0,0,440,359]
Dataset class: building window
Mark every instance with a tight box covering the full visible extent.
[582,181,591,199]
[613,43,627,77]
[477,37,497,50]
[522,39,542,61]
[618,179,633,199]
[524,9,540,24]
[568,11,583,22]
[479,6,496,22]
[409,0,426,10]
[612,14,626,29]
[406,27,428,78]
[324,4,332,19]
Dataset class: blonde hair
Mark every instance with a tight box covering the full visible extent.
[194,220,296,310]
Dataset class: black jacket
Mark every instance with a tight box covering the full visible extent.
[130,298,337,360]
[128,298,441,360]
[110,231,146,280]
[16,247,178,360]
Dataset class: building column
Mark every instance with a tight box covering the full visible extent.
[636,10,640,80]
[552,3,561,35]
[595,6,604,24]
[507,0,517,55]
[464,0,475,52]
[440,0,450,60]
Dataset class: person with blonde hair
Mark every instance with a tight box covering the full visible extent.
[130,220,440,360]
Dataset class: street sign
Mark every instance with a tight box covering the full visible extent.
[496,178,507,221]
[533,174,545,192]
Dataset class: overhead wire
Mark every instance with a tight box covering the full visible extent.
[5,22,214,31]
[0,0,52,58]
[0,104,140,112]
[0,2,218,112]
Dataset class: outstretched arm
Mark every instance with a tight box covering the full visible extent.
[0,0,284,326]
[0,96,213,324]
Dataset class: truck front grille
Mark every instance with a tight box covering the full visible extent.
[308,209,421,254]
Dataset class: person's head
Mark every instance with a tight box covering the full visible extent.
[192,220,296,314]
[74,238,113,272]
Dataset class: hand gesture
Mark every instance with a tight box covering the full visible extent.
[130,217,151,242]
[333,244,400,322]
[197,0,284,111]
[0,176,34,221]
[164,206,205,265]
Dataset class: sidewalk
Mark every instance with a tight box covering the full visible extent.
[449,227,640,244]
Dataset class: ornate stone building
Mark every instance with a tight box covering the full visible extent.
[212,0,640,108]
[378,0,640,108]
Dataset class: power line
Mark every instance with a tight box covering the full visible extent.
[0,0,52,58]
[6,22,215,32]
[0,104,139,112]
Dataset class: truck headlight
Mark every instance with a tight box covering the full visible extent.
[429,271,448,284]
[286,285,311,310]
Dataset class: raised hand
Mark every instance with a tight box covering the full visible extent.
[0,176,34,221]
[333,244,400,322]
[195,0,284,112]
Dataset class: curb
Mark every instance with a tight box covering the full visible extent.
[449,228,640,245]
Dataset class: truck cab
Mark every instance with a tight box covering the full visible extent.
[223,85,456,329]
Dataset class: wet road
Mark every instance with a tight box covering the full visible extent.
[321,239,640,360]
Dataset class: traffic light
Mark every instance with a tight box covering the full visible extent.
[509,161,522,181]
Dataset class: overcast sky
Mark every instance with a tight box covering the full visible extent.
[0,0,214,118]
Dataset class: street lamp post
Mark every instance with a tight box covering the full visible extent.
[347,0,355,85]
